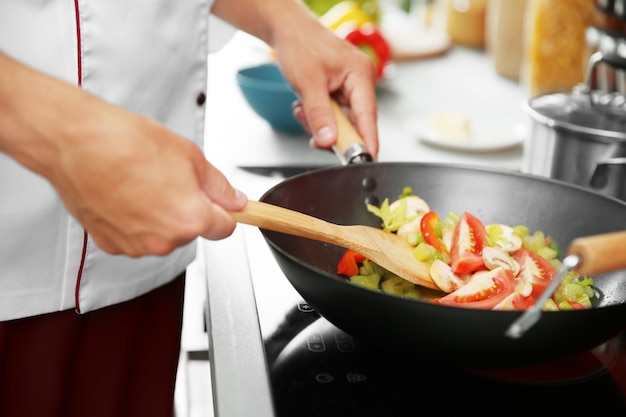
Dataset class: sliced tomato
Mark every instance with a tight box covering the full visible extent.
[337,249,367,276]
[432,267,516,310]
[420,211,448,255]
[520,295,537,309]
[449,212,488,274]
[493,291,531,311]
[514,248,556,299]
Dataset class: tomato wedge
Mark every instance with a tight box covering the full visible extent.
[432,267,516,310]
[420,211,449,256]
[514,248,556,299]
[449,212,488,274]
[493,291,532,311]
[337,249,367,276]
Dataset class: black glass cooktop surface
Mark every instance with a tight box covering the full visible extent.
[243,226,626,417]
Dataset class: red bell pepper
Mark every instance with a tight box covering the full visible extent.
[420,211,449,257]
[337,249,367,276]
[341,23,391,78]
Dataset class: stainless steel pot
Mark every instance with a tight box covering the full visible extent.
[522,52,626,200]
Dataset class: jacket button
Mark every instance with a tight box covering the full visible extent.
[196,92,206,106]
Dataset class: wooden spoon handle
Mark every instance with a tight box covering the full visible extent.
[332,100,365,153]
[331,100,372,164]
[568,230,626,276]
[230,200,346,246]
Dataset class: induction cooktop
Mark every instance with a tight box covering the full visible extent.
[242,225,626,416]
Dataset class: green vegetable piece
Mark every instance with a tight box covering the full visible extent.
[577,276,594,287]
[537,246,558,261]
[406,231,422,247]
[381,276,421,299]
[549,258,562,271]
[398,187,414,199]
[522,231,547,253]
[413,242,436,262]
[381,276,408,295]
[359,260,386,277]
[542,298,559,311]
[513,225,529,238]
[403,287,422,300]
[553,273,595,308]
[367,197,414,232]
[440,211,460,229]
[486,224,519,248]
[561,283,585,301]
[358,260,375,276]
[548,240,560,257]
[486,224,504,247]
[349,274,381,290]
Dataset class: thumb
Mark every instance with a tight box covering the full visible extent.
[197,159,248,211]
[195,160,249,241]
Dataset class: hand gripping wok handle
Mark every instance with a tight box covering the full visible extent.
[568,230,626,276]
[331,100,372,164]
[230,200,348,247]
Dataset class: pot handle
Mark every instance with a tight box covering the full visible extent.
[578,51,626,117]
[330,100,373,165]
[589,157,626,200]
[582,51,626,90]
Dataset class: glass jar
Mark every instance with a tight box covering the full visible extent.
[521,0,610,97]
[445,0,488,48]
[486,0,528,80]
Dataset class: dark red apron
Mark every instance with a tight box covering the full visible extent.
[0,273,185,417]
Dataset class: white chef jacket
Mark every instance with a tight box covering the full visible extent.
[0,0,233,320]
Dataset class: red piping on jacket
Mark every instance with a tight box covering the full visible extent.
[73,0,87,314]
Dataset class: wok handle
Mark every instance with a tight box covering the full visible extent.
[331,100,373,164]
[568,230,626,276]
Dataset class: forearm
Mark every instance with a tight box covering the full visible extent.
[0,52,86,178]
[0,53,246,255]
[210,0,318,48]
[0,53,160,183]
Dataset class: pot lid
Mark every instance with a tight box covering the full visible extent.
[523,87,626,141]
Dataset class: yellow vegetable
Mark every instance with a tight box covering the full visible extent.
[319,1,373,31]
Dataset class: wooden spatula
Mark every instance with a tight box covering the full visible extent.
[230,200,437,289]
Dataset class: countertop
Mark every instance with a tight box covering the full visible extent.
[204,31,528,180]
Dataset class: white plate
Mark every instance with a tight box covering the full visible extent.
[406,113,527,152]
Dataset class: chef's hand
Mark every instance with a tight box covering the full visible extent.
[50,120,248,256]
[276,20,379,160]
[0,53,247,257]
[211,0,379,160]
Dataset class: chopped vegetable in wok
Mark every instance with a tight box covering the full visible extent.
[338,189,596,311]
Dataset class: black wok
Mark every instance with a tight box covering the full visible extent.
[256,162,626,369]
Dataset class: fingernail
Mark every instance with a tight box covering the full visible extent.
[291,101,303,113]
[235,189,248,206]
[314,126,334,146]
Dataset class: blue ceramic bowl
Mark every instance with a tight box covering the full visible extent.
[236,63,305,135]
